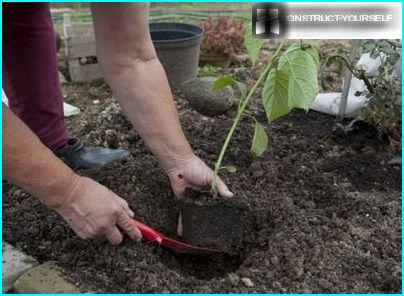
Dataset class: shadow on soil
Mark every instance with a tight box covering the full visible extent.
[160,252,246,280]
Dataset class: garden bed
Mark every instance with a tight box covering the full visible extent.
[3,85,401,293]
[3,76,401,292]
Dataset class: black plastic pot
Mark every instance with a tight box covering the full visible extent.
[150,23,203,89]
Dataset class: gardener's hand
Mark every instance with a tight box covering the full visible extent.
[54,176,142,245]
[166,154,234,199]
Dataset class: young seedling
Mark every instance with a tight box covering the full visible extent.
[178,27,320,254]
[210,28,320,196]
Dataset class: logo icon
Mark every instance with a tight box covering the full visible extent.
[252,3,287,38]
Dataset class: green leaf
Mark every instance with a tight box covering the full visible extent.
[235,81,247,99]
[285,43,320,70]
[277,43,319,111]
[261,43,319,123]
[213,75,235,90]
[244,23,264,65]
[262,69,291,122]
[304,46,320,70]
[214,75,247,100]
[251,120,268,157]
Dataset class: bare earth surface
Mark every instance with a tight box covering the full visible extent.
[3,75,401,292]
[2,38,401,293]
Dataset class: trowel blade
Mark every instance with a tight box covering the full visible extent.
[133,218,222,255]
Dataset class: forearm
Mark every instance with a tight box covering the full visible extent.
[3,105,78,208]
[91,4,193,172]
[104,58,193,171]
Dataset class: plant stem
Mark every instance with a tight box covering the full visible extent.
[211,40,285,196]
[325,54,375,93]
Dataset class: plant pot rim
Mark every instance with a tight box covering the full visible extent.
[150,22,204,44]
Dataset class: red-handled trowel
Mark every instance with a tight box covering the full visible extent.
[132,219,222,255]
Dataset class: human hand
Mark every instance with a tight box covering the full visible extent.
[166,154,233,237]
[54,175,142,245]
[166,154,233,199]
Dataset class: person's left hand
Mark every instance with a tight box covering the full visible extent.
[166,154,233,199]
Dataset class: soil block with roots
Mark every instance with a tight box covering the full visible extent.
[179,188,249,254]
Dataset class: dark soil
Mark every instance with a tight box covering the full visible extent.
[3,79,402,292]
[179,188,248,254]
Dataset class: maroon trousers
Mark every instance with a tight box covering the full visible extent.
[3,3,69,150]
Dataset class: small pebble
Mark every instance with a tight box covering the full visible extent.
[93,100,100,104]
[241,277,254,287]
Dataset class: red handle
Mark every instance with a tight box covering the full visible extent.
[132,219,163,244]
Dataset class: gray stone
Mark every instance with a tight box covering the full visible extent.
[241,277,254,288]
[181,76,236,116]
[2,243,38,292]
[13,261,81,293]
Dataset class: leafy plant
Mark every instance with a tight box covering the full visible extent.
[325,39,401,150]
[210,30,320,196]
[200,16,246,57]
[198,64,218,77]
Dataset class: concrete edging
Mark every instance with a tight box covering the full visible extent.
[2,242,38,292]
[2,243,82,293]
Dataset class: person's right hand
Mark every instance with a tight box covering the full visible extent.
[54,176,142,245]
